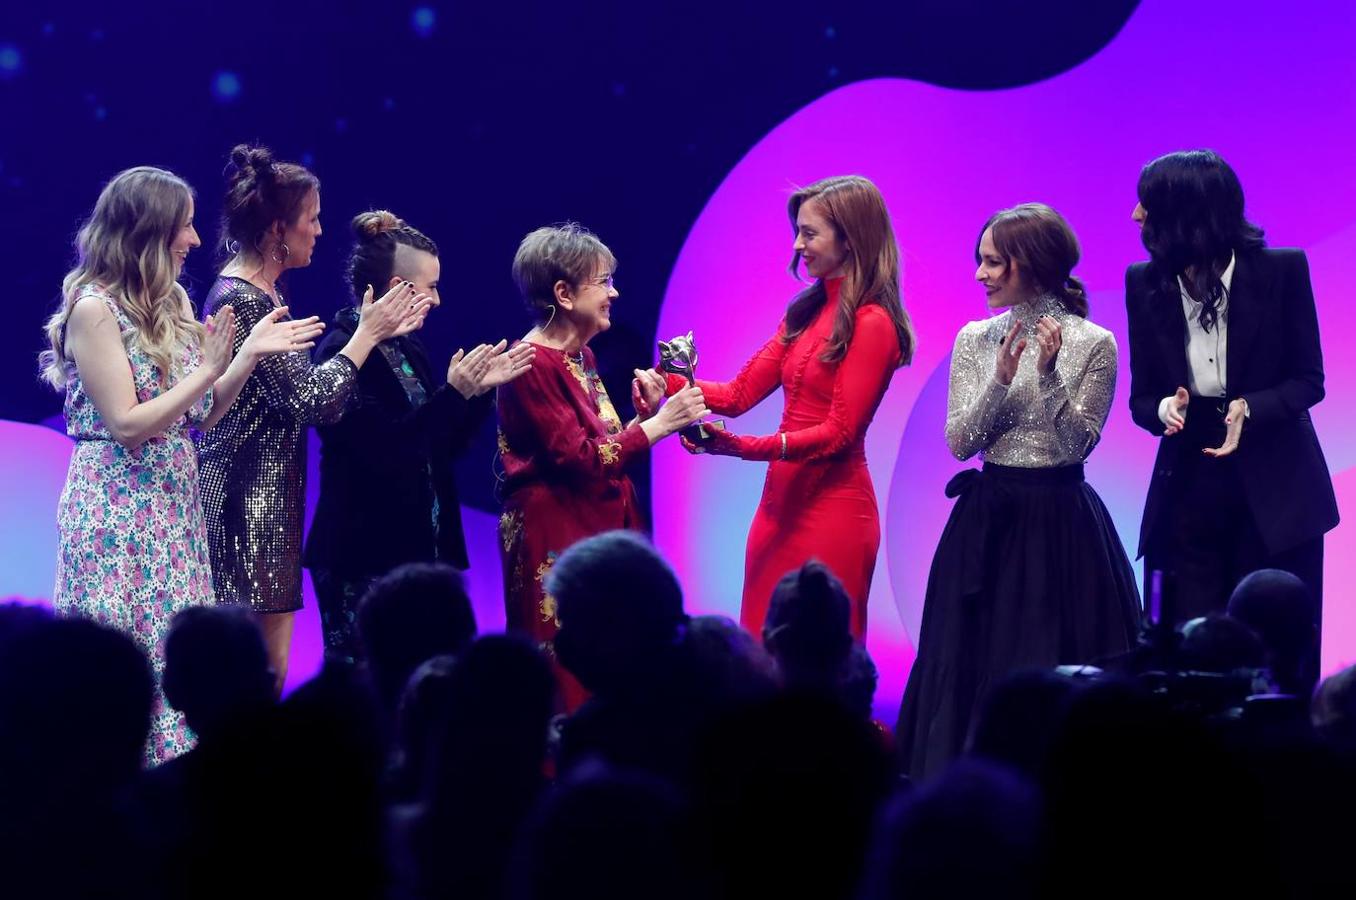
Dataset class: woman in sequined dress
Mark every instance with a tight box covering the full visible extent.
[896,203,1141,781]
[303,211,534,661]
[41,167,322,763]
[197,146,431,689]
[673,175,915,639]
[496,223,707,707]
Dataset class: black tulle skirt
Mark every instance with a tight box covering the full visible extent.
[895,462,1142,781]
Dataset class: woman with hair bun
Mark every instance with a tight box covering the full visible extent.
[197,145,432,688]
[41,166,318,762]
[895,203,1141,781]
[303,211,533,661]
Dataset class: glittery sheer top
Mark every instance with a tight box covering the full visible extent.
[945,295,1117,468]
[196,276,359,612]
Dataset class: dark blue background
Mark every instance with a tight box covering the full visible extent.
[0,0,1136,511]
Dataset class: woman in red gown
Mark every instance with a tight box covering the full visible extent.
[496,223,707,703]
[681,176,915,638]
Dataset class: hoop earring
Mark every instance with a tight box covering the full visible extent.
[225,239,241,256]
[542,304,556,331]
[271,242,291,265]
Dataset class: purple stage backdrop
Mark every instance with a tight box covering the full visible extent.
[649,0,1356,716]
[3,0,1353,714]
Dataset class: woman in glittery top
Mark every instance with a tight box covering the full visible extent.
[896,203,1141,782]
[197,145,431,690]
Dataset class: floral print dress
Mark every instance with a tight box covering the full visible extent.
[54,284,217,764]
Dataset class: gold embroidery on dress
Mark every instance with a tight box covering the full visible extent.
[497,429,511,458]
[598,440,621,465]
[593,375,624,434]
[564,352,624,434]
[498,509,523,553]
[563,354,591,394]
[536,553,560,626]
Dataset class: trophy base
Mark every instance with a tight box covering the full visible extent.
[680,418,725,450]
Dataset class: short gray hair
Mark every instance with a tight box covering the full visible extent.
[511,222,616,319]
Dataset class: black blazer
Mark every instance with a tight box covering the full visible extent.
[303,307,494,577]
[1125,247,1339,559]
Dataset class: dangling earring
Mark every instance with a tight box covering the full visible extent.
[225,238,242,256]
[271,242,291,265]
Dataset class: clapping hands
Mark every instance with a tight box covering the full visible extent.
[447,340,536,398]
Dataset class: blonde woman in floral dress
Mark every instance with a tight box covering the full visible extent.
[41,166,318,763]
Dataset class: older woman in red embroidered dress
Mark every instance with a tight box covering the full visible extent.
[678,176,916,638]
[495,224,707,704]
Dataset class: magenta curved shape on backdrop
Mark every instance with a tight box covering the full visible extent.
[3,1,1354,713]
[651,0,1356,716]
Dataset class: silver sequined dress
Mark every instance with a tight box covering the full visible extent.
[896,295,1141,783]
[945,294,1115,466]
[197,277,358,613]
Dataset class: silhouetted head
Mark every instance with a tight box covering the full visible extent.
[692,692,895,900]
[358,563,477,713]
[1227,569,1317,694]
[547,531,687,696]
[1179,613,1266,673]
[511,764,698,900]
[860,760,1042,900]
[682,615,780,710]
[0,617,152,797]
[764,560,854,682]
[400,636,555,801]
[163,605,274,741]
[1312,663,1356,751]
[968,668,1083,777]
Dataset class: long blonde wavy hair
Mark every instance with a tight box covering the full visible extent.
[40,166,204,389]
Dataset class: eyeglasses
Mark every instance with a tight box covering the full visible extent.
[583,273,615,290]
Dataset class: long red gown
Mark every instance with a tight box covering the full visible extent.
[496,343,648,706]
[693,277,901,638]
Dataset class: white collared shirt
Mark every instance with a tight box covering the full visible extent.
[1158,252,1236,424]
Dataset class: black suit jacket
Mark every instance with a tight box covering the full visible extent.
[1125,247,1339,559]
[303,307,494,576]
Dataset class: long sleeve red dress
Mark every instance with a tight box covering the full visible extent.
[691,277,901,637]
[496,343,649,704]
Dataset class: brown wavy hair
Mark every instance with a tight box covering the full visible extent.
[218,143,319,264]
[783,175,915,367]
[976,203,1089,317]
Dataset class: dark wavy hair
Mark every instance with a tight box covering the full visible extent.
[347,210,438,303]
[218,143,320,263]
[1137,150,1265,330]
[976,203,1089,318]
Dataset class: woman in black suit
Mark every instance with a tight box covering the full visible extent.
[304,211,534,660]
[1125,150,1338,669]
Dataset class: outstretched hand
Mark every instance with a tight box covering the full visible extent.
[240,306,326,359]
[1203,398,1247,458]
